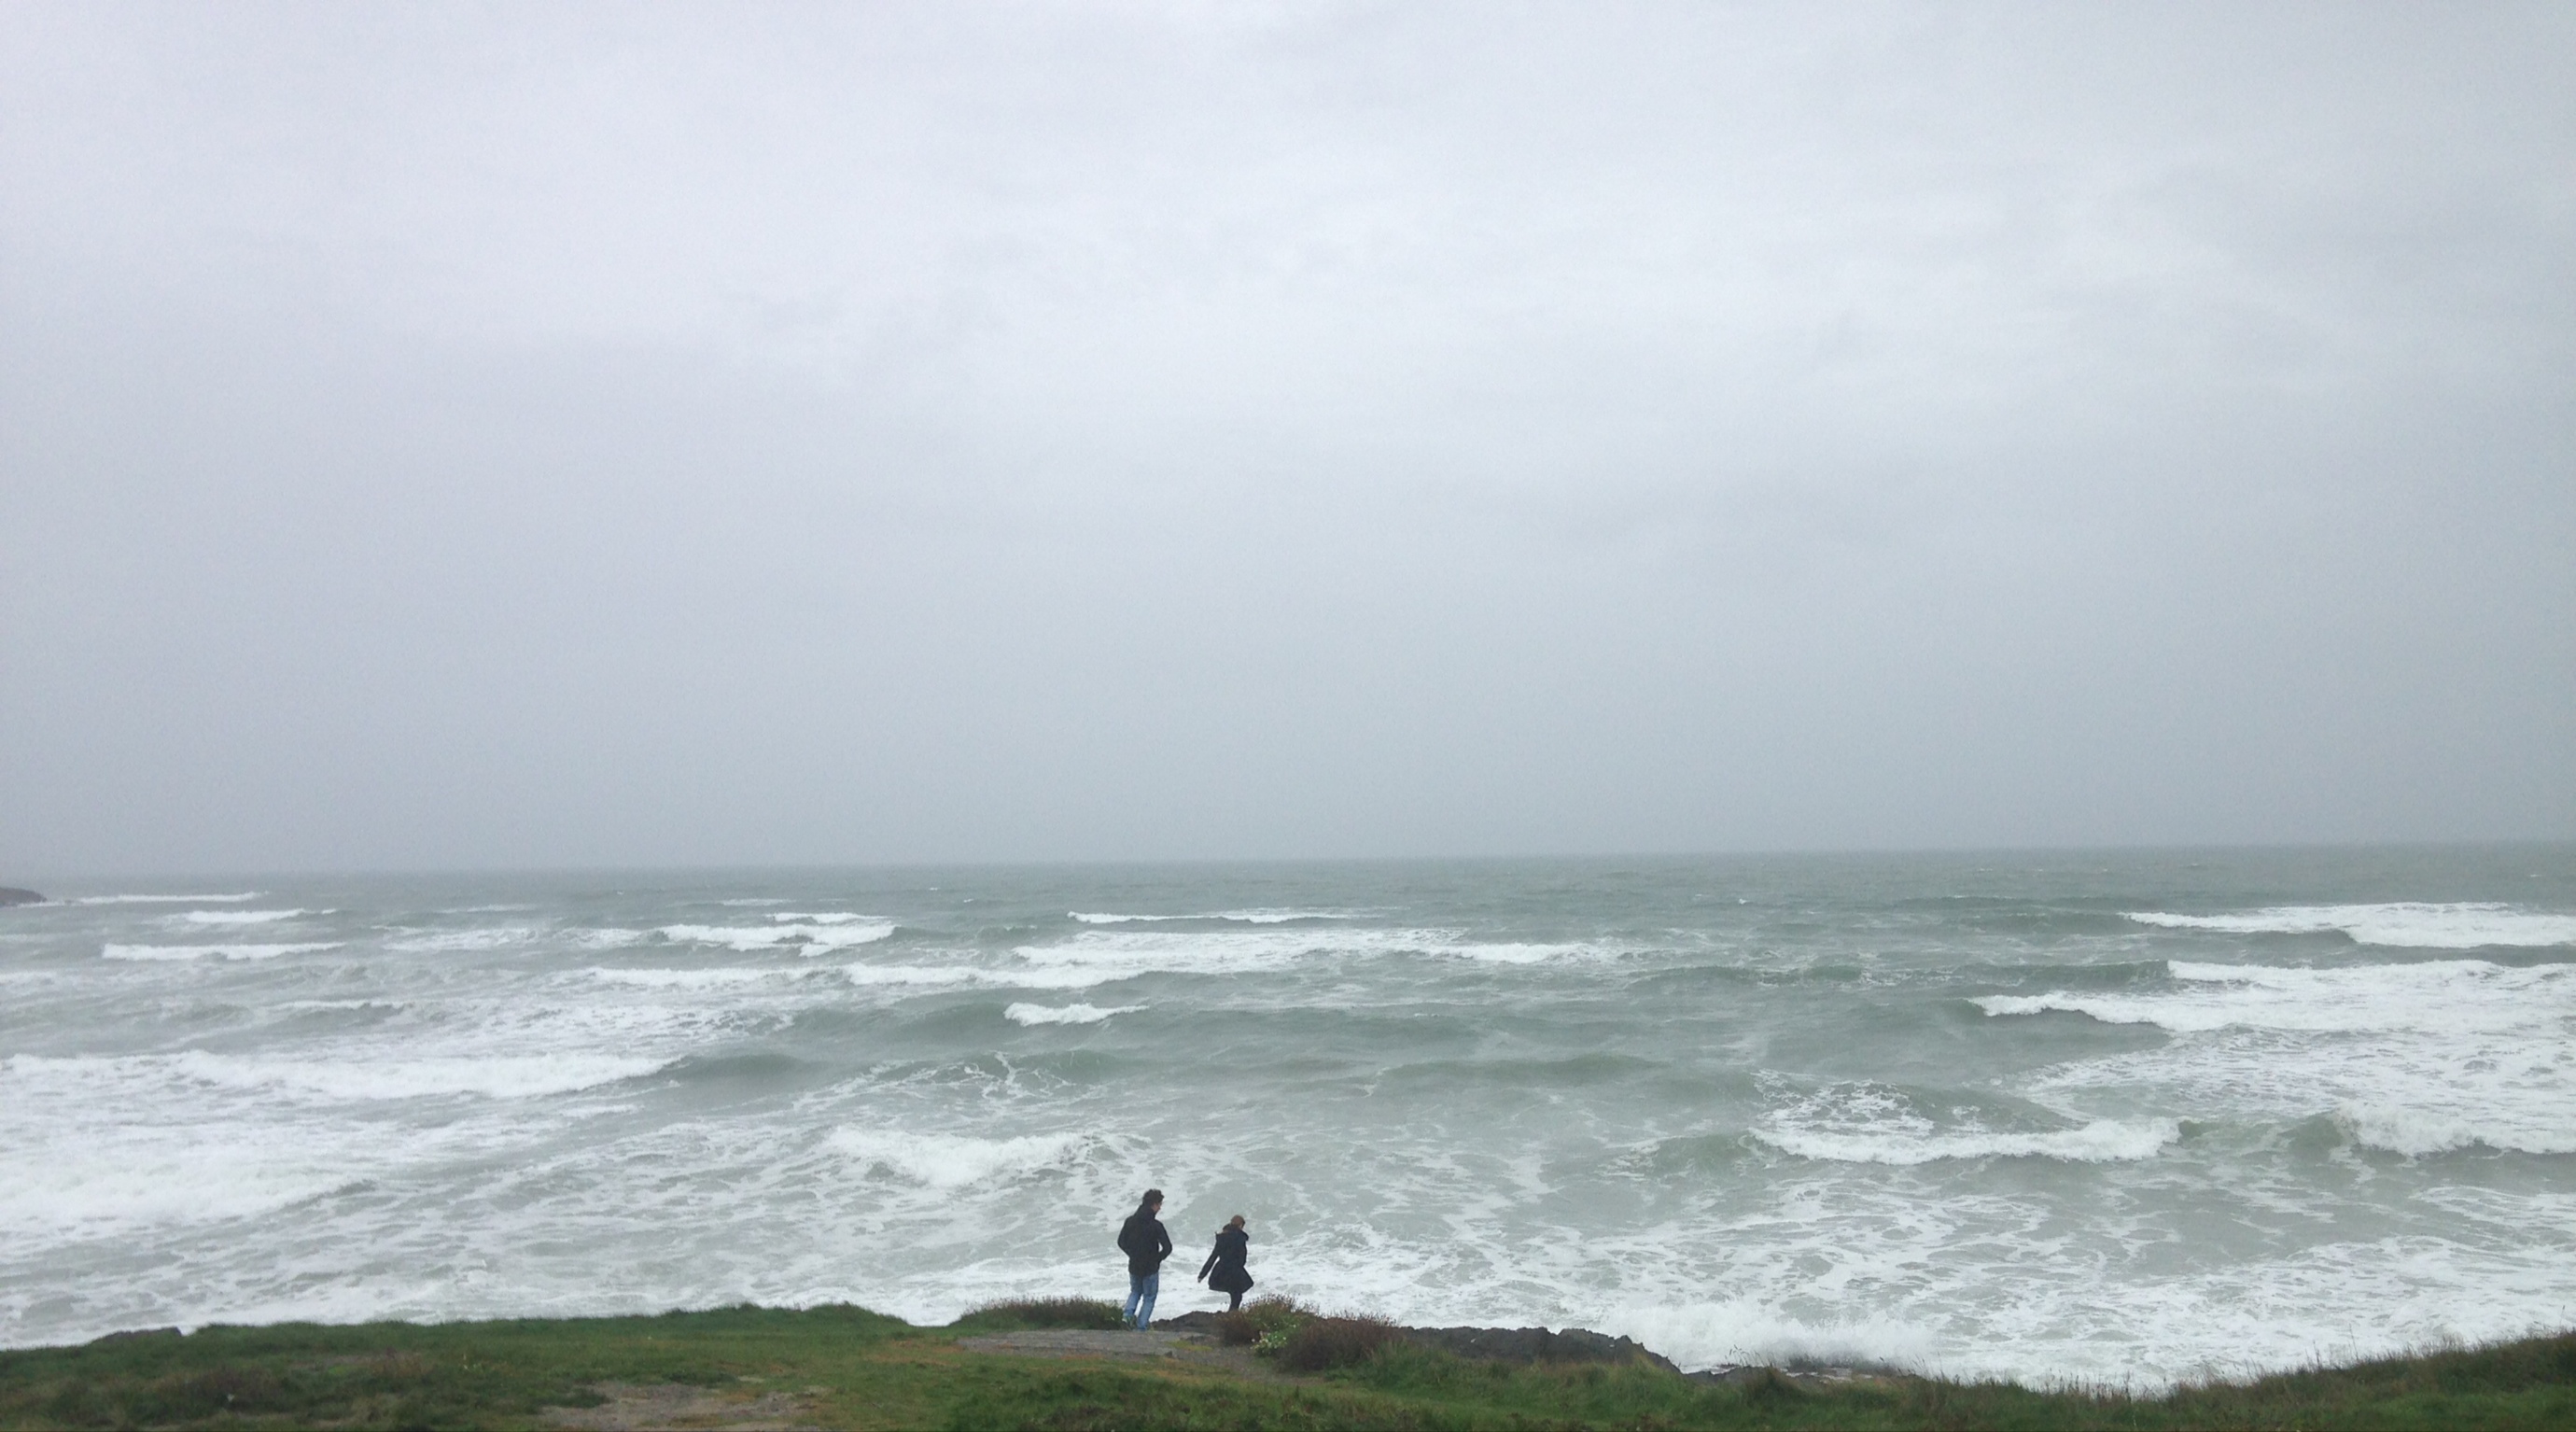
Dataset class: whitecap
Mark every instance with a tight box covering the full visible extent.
[1602,1299,1935,1374]
[164,1050,666,1100]
[841,965,981,988]
[176,909,313,926]
[102,943,343,961]
[69,892,262,905]
[1004,1003,1143,1026]
[583,965,820,989]
[1749,1117,2180,1165]
[825,1129,1081,1187]
[1977,959,2573,1035]
[661,921,894,952]
[1069,908,1360,924]
[2123,902,2576,949]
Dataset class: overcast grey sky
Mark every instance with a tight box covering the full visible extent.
[4,2,2570,876]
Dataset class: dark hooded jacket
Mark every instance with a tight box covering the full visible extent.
[1117,1206,1172,1277]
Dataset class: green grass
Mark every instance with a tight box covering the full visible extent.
[0,1303,2568,1430]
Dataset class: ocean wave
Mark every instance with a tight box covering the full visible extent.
[0,1131,363,1242]
[102,943,343,962]
[6,1049,667,1101]
[1602,1300,1935,1374]
[661,921,894,952]
[1750,1117,2180,1165]
[176,908,315,926]
[1069,908,1362,925]
[583,965,827,989]
[840,964,982,988]
[2123,903,2576,948]
[387,926,539,952]
[1004,1003,1143,1026]
[1442,941,1617,964]
[2336,1105,2576,1158]
[825,1129,1082,1187]
[69,892,262,905]
[1751,1077,2179,1166]
[1977,959,2572,1034]
[1005,927,1615,986]
[164,1050,668,1100]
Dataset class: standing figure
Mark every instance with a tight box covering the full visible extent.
[1116,1188,1172,1331]
[1197,1214,1255,1312]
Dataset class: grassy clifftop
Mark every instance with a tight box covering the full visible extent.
[2,1300,2569,1430]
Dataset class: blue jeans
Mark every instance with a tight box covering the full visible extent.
[1124,1270,1159,1330]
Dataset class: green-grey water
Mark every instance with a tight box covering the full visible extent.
[3,846,2570,1384]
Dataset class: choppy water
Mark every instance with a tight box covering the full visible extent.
[4,848,2571,1384]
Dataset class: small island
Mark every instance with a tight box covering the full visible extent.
[2,1299,2568,1429]
[0,888,43,907]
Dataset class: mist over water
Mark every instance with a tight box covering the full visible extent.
[3,847,2570,1384]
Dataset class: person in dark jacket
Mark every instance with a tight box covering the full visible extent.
[1115,1188,1172,1330]
[1197,1214,1254,1312]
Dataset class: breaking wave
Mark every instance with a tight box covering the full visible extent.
[1004,1003,1143,1026]
[826,1130,1083,1188]
[102,943,343,962]
[2123,903,2576,949]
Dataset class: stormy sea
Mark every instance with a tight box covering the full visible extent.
[3,846,2570,1385]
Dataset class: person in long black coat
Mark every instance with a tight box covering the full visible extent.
[1197,1214,1254,1312]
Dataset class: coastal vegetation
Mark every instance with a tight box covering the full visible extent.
[2,1300,2570,1430]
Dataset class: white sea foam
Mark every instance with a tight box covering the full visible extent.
[2123,902,2576,948]
[0,1128,364,1242]
[1976,958,2573,1034]
[1603,1300,1936,1374]
[176,908,313,926]
[1442,941,1617,964]
[163,1050,667,1100]
[1069,908,1360,924]
[102,942,343,961]
[826,1129,1082,1187]
[661,921,894,952]
[69,892,261,905]
[1005,927,1590,988]
[583,965,822,989]
[387,926,542,952]
[769,912,876,923]
[841,964,981,988]
[2002,960,2576,1157]
[1004,1003,1143,1026]
[1752,1117,2181,1165]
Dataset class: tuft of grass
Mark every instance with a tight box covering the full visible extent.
[948,1297,1130,1333]
[1211,1294,1315,1348]
[1276,1314,1404,1374]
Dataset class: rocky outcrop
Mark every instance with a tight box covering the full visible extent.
[0,888,44,906]
[1152,1312,1679,1372]
[1398,1325,1681,1373]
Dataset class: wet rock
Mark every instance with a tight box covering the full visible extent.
[0,888,44,907]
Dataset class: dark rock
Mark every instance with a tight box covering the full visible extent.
[1399,1325,1681,1374]
[0,888,43,907]
[1154,1311,1225,1334]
